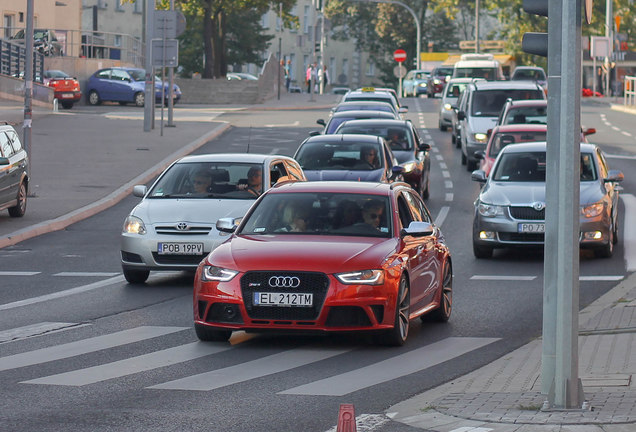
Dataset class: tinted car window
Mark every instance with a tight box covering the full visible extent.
[337,125,414,150]
[503,107,547,125]
[472,90,544,116]
[488,132,547,158]
[492,152,546,182]
[96,70,110,79]
[295,141,385,171]
[454,68,498,79]
[149,162,262,199]
[240,192,392,237]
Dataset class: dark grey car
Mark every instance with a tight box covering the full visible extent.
[0,125,28,217]
[471,142,624,258]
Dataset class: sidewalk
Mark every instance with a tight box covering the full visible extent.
[1,92,635,432]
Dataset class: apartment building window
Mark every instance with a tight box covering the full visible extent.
[329,57,336,85]
[341,58,349,84]
[133,0,142,13]
[114,34,122,47]
[261,13,269,29]
[289,6,297,33]
[116,0,124,12]
[365,60,375,77]
[98,0,107,9]
[303,5,309,34]
[3,15,14,39]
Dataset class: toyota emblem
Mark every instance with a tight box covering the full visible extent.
[176,222,189,231]
[532,202,546,211]
[268,276,301,288]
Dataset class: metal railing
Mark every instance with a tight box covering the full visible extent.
[1,27,144,68]
[0,38,44,81]
[625,76,636,107]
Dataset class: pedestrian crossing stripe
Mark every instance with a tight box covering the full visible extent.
[3,325,499,395]
[0,326,187,372]
[149,346,352,391]
[279,337,499,396]
[22,342,230,386]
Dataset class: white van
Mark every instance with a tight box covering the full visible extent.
[451,54,504,81]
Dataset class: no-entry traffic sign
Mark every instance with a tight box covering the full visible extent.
[394,49,407,62]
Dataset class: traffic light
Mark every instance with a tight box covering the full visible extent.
[521,0,548,57]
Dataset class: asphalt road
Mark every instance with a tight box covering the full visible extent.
[0,97,633,432]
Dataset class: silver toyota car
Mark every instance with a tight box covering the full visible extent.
[471,142,624,259]
[120,153,306,283]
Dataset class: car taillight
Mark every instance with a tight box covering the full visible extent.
[48,80,59,88]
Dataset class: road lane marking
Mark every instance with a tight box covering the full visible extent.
[445,193,454,202]
[149,346,351,391]
[445,180,453,189]
[622,131,632,137]
[621,194,636,272]
[53,272,120,277]
[22,342,230,386]
[471,275,537,281]
[0,322,83,344]
[279,337,499,396]
[0,271,40,276]
[0,326,187,372]
[579,276,624,281]
[264,120,300,127]
[442,170,450,178]
[434,206,450,227]
[0,275,125,311]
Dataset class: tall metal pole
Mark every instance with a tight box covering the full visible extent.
[167,0,175,128]
[604,0,613,95]
[319,3,326,94]
[542,0,584,410]
[475,0,480,53]
[278,3,282,100]
[143,0,155,132]
[24,0,34,184]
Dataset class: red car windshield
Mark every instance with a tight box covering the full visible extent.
[240,192,392,237]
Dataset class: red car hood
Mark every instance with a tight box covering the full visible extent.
[209,235,399,274]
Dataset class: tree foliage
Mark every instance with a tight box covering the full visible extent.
[173,0,296,78]
[325,1,460,87]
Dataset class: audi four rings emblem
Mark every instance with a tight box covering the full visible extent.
[269,276,301,288]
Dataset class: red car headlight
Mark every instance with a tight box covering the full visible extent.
[202,265,239,282]
[335,270,384,285]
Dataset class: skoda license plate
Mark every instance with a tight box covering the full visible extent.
[518,223,545,233]
[254,292,313,307]
[157,242,203,255]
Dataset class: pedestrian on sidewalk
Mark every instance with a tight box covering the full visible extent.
[306,64,313,93]
[285,60,291,92]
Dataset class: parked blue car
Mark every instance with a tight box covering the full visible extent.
[86,67,181,107]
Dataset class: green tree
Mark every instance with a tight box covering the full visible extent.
[174,0,296,78]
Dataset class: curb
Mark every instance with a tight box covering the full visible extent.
[0,122,232,249]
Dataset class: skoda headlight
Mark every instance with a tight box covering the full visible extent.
[477,202,505,217]
[474,133,489,143]
[444,103,452,111]
[335,270,384,285]
[434,78,441,85]
[581,202,604,218]
[202,266,239,282]
[123,215,146,234]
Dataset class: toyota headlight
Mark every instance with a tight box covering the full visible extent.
[444,103,452,111]
[123,215,146,234]
[477,202,505,217]
[202,265,239,282]
[335,270,384,285]
[581,202,604,218]
[474,133,489,143]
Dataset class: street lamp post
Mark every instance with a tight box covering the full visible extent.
[351,0,421,70]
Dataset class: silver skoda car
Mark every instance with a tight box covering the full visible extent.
[471,142,623,259]
[121,153,306,283]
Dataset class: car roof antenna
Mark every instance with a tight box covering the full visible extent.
[247,126,252,153]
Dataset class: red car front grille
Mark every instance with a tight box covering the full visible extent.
[240,271,329,321]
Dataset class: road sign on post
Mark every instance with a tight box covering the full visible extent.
[393,49,407,62]
[152,39,179,67]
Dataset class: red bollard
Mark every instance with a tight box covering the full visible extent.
[336,403,357,432]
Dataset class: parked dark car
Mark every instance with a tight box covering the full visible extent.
[335,119,431,199]
[0,125,28,217]
[86,67,181,107]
